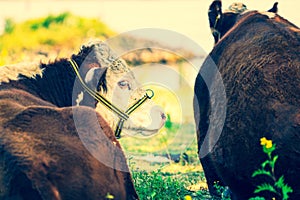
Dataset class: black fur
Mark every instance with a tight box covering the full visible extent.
[195,2,300,199]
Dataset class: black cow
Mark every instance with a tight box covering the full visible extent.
[194,1,300,199]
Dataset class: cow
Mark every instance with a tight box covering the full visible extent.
[0,40,166,199]
[194,1,300,199]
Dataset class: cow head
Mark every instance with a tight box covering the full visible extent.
[73,41,166,137]
[209,1,278,44]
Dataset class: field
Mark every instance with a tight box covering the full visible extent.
[0,13,212,199]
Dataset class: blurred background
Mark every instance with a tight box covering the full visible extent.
[1,0,299,54]
[1,0,299,198]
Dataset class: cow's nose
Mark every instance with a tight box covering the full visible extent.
[161,112,167,121]
[150,106,166,128]
[154,106,166,121]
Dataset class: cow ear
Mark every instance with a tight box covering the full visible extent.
[209,0,222,27]
[209,0,222,43]
[84,67,108,91]
[268,2,278,13]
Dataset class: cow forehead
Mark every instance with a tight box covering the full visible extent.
[109,59,131,74]
[106,66,135,83]
[105,57,135,84]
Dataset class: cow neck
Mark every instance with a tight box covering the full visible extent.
[33,59,75,107]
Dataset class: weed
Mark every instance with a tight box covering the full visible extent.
[213,181,231,200]
[250,137,293,200]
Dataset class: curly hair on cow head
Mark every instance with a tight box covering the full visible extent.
[73,40,129,71]
[72,40,116,67]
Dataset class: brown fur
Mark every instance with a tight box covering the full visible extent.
[194,3,300,200]
[0,43,138,199]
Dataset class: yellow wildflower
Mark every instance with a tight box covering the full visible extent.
[184,195,192,200]
[265,140,273,149]
[260,137,267,145]
[260,137,273,148]
[105,193,114,199]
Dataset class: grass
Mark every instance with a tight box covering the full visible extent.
[124,129,211,199]
[119,84,208,199]
[130,163,211,200]
[121,114,209,199]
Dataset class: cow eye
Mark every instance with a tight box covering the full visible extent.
[118,80,131,90]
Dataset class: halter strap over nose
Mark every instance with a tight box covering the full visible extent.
[115,88,154,139]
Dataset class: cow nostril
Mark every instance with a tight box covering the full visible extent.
[161,113,166,120]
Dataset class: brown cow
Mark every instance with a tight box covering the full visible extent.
[194,1,300,199]
[0,41,165,199]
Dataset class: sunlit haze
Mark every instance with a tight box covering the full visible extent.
[0,0,299,53]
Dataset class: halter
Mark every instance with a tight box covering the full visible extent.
[209,9,222,43]
[69,59,154,138]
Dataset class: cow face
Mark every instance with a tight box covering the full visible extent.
[75,41,166,137]
[209,1,278,44]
